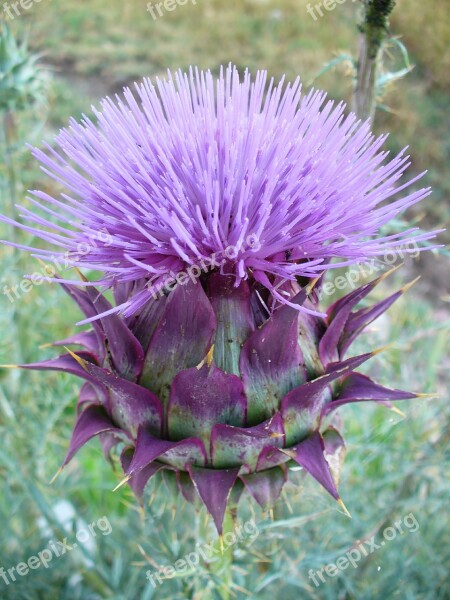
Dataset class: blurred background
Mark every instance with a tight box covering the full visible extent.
[0,1,449,598]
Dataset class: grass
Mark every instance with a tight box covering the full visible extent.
[0,1,449,598]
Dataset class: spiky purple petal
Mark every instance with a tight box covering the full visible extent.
[140,280,216,411]
[168,364,247,445]
[323,372,418,415]
[188,465,240,534]
[241,467,287,509]
[211,413,285,470]
[63,405,123,467]
[283,431,340,499]
[240,290,307,423]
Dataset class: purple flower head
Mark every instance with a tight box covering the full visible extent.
[3,65,436,318]
[2,65,441,531]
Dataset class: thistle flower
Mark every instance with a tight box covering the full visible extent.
[2,65,435,316]
[1,66,438,533]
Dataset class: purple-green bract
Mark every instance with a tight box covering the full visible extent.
[2,66,437,533]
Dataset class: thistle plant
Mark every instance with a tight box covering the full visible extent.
[0,23,48,114]
[1,66,439,536]
[1,23,48,372]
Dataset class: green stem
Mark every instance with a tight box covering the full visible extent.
[352,0,396,123]
[211,509,234,600]
[193,508,235,600]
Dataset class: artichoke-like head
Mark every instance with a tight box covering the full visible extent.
[24,269,421,533]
